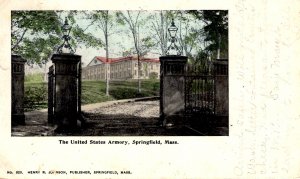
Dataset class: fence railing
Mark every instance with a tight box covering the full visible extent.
[184,64,215,117]
[185,75,215,116]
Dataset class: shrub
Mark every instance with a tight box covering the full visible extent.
[149,72,158,80]
[24,83,47,111]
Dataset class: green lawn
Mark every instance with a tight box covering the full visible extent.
[25,73,44,83]
[24,78,160,112]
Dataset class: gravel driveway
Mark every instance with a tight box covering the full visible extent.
[86,100,159,118]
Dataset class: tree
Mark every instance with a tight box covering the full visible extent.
[202,10,228,59]
[117,11,154,93]
[11,11,61,64]
[149,10,204,58]
[177,11,203,59]
[149,11,171,56]
[11,10,103,65]
[11,11,104,83]
[187,10,228,59]
[86,10,117,96]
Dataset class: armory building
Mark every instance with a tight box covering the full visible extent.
[82,56,160,80]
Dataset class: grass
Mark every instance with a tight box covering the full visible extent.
[25,73,44,83]
[24,78,160,112]
[81,80,160,104]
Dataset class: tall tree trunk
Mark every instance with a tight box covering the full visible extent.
[138,54,141,93]
[121,11,142,93]
[105,11,110,96]
[160,11,166,56]
[137,25,141,93]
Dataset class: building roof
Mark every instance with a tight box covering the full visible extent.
[93,56,160,65]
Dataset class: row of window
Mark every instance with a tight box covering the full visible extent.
[83,68,157,78]
[111,61,131,71]
[133,63,160,69]
[82,61,160,80]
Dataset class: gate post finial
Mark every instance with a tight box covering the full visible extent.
[165,18,182,56]
[57,17,76,54]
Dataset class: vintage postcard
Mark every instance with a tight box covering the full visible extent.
[1,0,300,178]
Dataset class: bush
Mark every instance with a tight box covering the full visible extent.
[109,87,149,99]
[151,82,160,92]
[149,72,158,80]
[24,83,47,111]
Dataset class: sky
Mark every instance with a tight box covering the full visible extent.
[72,11,159,66]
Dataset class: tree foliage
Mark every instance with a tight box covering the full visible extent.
[11,10,103,65]
[11,10,228,69]
[188,10,228,58]
[176,11,203,58]
[11,11,61,65]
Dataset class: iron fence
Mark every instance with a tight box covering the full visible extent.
[184,64,215,117]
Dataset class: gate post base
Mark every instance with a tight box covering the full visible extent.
[48,115,54,124]
[162,114,186,128]
[53,113,86,133]
[12,114,25,126]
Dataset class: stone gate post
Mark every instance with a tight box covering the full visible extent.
[213,59,228,124]
[51,54,81,131]
[11,55,26,125]
[160,55,187,126]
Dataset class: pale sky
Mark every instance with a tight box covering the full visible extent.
[73,11,161,66]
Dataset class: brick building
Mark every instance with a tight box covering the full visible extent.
[82,56,160,80]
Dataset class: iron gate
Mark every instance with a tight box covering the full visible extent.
[184,65,215,118]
